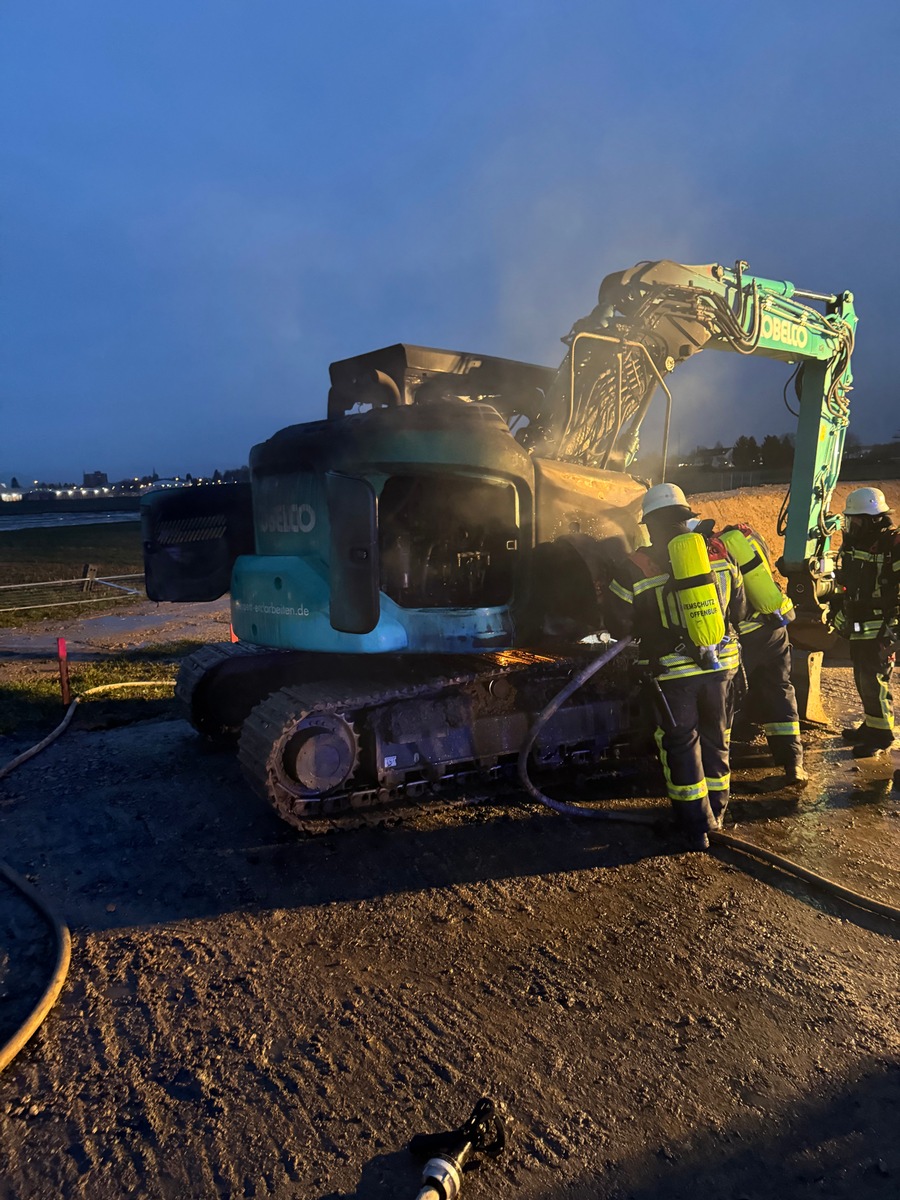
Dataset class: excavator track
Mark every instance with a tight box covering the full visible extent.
[175,642,267,713]
[237,649,636,834]
[177,642,319,739]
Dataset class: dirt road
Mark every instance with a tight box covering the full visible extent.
[1,489,899,1199]
[1,662,899,1196]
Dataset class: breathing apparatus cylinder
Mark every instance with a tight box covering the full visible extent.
[668,532,725,669]
[719,527,785,621]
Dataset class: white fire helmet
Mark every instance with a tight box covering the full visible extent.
[843,487,891,517]
[641,482,695,522]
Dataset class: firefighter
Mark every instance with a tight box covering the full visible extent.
[831,487,899,757]
[606,483,747,851]
[690,519,808,786]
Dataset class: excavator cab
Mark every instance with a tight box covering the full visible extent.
[143,344,647,653]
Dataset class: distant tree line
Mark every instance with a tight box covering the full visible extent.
[721,431,899,471]
[730,433,795,469]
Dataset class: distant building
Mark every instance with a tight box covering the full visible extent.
[83,470,108,487]
[681,445,734,470]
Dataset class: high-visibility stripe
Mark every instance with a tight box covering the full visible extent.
[864,714,894,731]
[877,674,894,729]
[637,639,740,681]
[658,587,671,627]
[738,617,764,635]
[669,784,710,802]
[852,622,886,639]
[835,616,887,639]
[609,579,633,603]
[654,728,708,802]
[634,574,669,596]
[763,721,801,737]
[706,774,730,792]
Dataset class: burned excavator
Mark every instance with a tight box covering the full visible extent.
[142,260,857,830]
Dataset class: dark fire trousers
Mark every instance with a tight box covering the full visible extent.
[740,623,803,768]
[849,638,895,743]
[654,668,737,835]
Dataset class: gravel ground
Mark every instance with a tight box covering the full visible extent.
[1,602,899,1199]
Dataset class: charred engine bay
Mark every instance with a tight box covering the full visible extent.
[0,603,899,1199]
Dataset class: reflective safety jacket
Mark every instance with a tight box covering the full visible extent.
[606,536,747,680]
[723,522,795,636]
[834,525,900,640]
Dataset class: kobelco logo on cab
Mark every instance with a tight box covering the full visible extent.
[761,313,808,350]
[260,503,317,534]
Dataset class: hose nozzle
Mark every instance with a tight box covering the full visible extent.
[409,1097,506,1200]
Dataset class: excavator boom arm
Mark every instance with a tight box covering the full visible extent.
[543,259,856,627]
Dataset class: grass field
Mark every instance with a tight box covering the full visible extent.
[0,650,187,735]
[0,523,144,585]
[0,523,146,627]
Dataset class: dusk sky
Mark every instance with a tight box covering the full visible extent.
[2,2,898,484]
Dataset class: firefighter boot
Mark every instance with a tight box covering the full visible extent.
[841,724,868,744]
[708,792,729,829]
[852,730,895,758]
[784,757,809,786]
[683,828,710,852]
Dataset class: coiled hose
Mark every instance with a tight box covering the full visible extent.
[0,679,175,1073]
[519,643,900,923]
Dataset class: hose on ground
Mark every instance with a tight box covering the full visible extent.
[0,858,72,1074]
[0,680,176,780]
[0,679,175,1071]
[710,829,900,923]
[517,638,658,824]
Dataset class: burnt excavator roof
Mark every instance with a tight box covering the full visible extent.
[327,343,557,418]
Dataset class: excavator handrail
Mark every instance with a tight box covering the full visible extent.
[566,331,674,479]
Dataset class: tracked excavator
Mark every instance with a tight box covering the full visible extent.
[142,260,857,831]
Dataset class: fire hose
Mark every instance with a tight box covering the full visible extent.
[0,859,71,1074]
[518,639,900,924]
[516,637,657,824]
[0,679,175,1074]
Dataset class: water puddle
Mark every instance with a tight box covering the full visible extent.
[728,731,900,905]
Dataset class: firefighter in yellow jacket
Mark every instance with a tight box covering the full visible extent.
[831,487,899,756]
[606,484,748,851]
[691,519,808,786]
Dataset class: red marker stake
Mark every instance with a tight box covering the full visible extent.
[57,637,71,706]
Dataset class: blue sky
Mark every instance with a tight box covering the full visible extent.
[2,1,898,482]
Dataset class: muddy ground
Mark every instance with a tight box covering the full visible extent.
[1,495,899,1200]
